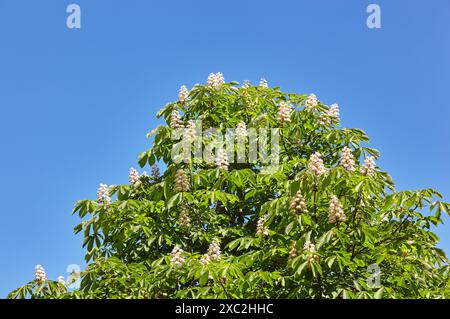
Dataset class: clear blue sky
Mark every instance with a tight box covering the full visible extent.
[0,0,449,297]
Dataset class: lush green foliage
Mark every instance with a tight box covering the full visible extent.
[9,79,450,299]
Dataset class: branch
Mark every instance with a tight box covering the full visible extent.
[218,278,231,298]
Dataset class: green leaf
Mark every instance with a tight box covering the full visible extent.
[285,221,295,235]
[138,151,148,168]
[199,270,209,286]
[167,193,182,210]
[295,261,308,276]
[374,287,384,299]
[326,256,336,268]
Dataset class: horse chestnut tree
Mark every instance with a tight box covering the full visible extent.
[9,74,450,299]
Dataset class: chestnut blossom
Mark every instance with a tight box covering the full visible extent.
[151,165,161,179]
[290,191,308,214]
[277,101,292,124]
[303,241,319,263]
[207,240,221,261]
[259,78,268,87]
[170,110,183,129]
[129,167,140,185]
[305,93,318,111]
[34,265,47,282]
[199,254,211,266]
[174,169,190,192]
[360,156,376,177]
[97,183,111,205]
[215,148,229,170]
[308,152,326,177]
[235,121,248,140]
[319,103,340,126]
[178,85,189,104]
[340,146,355,172]
[207,72,225,89]
[289,246,298,259]
[328,195,346,224]
[170,246,185,266]
[186,120,197,142]
[256,215,270,237]
[178,209,190,228]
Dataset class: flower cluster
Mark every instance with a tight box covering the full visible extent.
[151,164,160,179]
[290,191,308,214]
[178,85,189,104]
[170,246,185,266]
[259,78,268,88]
[34,265,47,282]
[178,209,190,228]
[207,72,225,89]
[242,91,256,109]
[215,148,229,170]
[57,276,65,285]
[207,240,221,261]
[205,151,216,166]
[340,146,355,172]
[303,241,316,253]
[329,103,340,121]
[128,167,140,185]
[308,152,326,177]
[241,80,250,88]
[277,101,292,124]
[174,169,190,192]
[256,215,270,237]
[360,156,376,177]
[186,120,197,142]
[305,93,318,111]
[303,241,319,263]
[235,121,248,140]
[170,110,183,129]
[289,246,298,259]
[319,103,340,126]
[97,183,111,205]
[199,254,210,266]
[328,195,346,224]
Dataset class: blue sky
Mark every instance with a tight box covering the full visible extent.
[0,0,449,297]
